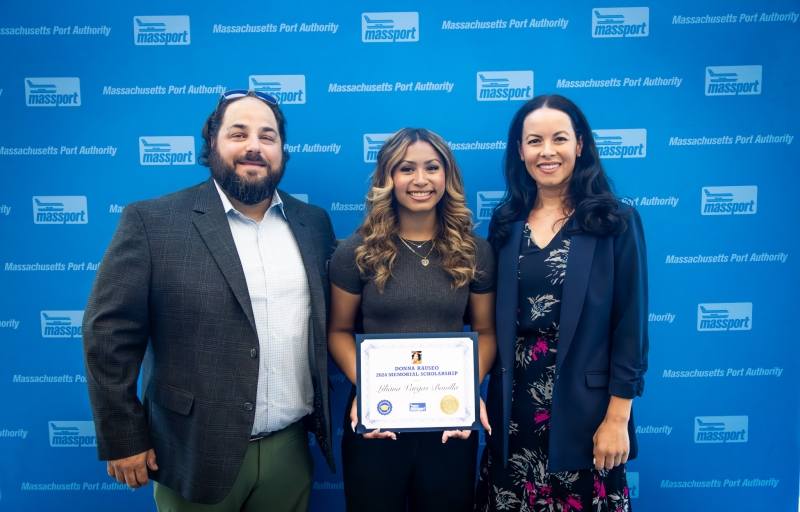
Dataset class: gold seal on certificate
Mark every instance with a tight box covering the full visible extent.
[440,395,459,414]
[355,332,479,433]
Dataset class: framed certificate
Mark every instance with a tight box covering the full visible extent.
[355,332,479,433]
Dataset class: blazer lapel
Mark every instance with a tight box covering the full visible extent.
[192,179,257,333]
[497,221,525,373]
[555,227,596,377]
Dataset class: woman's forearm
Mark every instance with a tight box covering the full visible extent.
[477,331,497,382]
[328,330,358,385]
[604,395,633,424]
[469,291,497,383]
[328,285,363,386]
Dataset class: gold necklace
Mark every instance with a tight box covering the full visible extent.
[529,208,559,220]
[397,235,430,249]
[398,237,436,266]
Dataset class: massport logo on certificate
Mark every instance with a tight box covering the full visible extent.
[355,332,479,432]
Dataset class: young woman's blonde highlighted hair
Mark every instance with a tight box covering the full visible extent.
[354,127,478,292]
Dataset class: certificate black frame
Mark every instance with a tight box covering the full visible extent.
[355,331,480,433]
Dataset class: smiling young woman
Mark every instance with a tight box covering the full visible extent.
[327,128,497,512]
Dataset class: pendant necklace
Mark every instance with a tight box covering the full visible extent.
[529,208,557,220]
[398,236,436,266]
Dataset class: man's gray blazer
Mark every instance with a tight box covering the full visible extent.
[82,178,336,504]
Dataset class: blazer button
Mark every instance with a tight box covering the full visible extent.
[244,403,253,411]
[250,348,258,358]
[501,368,506,372]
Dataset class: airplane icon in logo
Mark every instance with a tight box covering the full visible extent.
[594,10,625,24]
[41,313,72,326]
[478,74,510,89]
[698,306,730,319]
[365,136,386,151]
[250,77,281,93]
[34,199,65,212]
[364,15,394,29]
[707,69,738,83]
[27,80,57,94]
[703,189,734,203]
[50,423,81,436]
[593,133,624,146]
[696,419,726,432]
[135,18,167,33]
[140,139,171,153]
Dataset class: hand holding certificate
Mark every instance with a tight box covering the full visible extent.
[355,332,480,433]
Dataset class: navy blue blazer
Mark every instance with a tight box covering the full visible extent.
[485,205,649,472]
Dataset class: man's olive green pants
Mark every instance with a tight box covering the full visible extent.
[153,421,313,512]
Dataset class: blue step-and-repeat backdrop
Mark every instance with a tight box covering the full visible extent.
[1,1,798,510]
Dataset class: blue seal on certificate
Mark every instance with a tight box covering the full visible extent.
[377,400,393,415]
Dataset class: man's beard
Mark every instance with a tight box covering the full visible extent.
[208,147,284,205]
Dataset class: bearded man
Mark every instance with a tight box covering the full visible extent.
[82,90,336,512]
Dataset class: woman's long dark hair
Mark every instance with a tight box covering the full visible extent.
[488,94,629,247]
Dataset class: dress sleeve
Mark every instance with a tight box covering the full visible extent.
[329,233,366,295]
[470,235,497,294]
[608,208,649,399]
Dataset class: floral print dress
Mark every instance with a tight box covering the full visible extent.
[476,224,631,512]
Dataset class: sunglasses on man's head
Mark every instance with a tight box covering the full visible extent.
[218,89,278,105]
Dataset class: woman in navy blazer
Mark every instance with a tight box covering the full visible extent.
[476,95,648,512]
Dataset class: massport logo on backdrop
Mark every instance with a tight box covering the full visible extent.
[697,303,752,331]
[694,416,748,443]
[25,78,80,107]
[134,16,190,45]
[476,72,533,101]
[32,196,88,224]
[139,137,195,165]
[49,421,96,447]
[627,472,639,498]
[249,75,306,104]
[701,186,757,215]
[477,191,504,220]
[705,66,761,96]
[364,133,392,163]
[592,8,649,37]
[362,12,419,42]
[41,311,84,338]
[593,129,646,158]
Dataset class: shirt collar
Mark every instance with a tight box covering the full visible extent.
[213,180,286,220]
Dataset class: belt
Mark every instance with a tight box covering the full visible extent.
[250,419,304,442]
[250,431,273,442]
